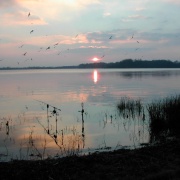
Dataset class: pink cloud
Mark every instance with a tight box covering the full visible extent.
[0,0,19,8]
[1,12,47,26]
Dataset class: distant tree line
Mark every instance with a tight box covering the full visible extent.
[0,66,77,70]
[0,59,180,70]
[78,59,180,68]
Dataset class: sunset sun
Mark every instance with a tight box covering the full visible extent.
[92,57,99,62]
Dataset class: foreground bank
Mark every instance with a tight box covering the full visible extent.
[0,138,179,180]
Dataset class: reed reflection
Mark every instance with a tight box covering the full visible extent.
[93,69,100,84]
[78,102,85,148]
[34,101,86,158]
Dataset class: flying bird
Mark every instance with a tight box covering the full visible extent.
[25,105,28,110]
[46,46,50,50]
[30,30,34,34]
[101,55,105,59]
[28,12,30,17]
[130,34,134,39]
[54,43,58,48]
[137,41,140,43]
[109,35,113,39]
[19,44,24,48]
[54,43,58,46]
[38,47,43,52]
[23,52,27,56]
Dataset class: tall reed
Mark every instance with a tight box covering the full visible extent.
[117,95,180,144]
[117,97,144,119]
[147,94,180,142]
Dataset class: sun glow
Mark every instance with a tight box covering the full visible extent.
[92,57,99,62]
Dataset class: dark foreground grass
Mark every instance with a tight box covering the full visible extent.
[147,95,180,143]
[117,95,180,143]
[0,138,180,180]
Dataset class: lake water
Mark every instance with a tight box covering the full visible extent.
[0,68,180,161]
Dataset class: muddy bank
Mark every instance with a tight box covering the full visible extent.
[0,139,180,180]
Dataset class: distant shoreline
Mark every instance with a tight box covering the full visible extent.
[1,59,180,70]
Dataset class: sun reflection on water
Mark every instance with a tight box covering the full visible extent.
[93,69,100,84]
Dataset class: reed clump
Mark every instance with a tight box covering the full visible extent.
[117,97,144,119]
[147,94,180,143]
[117,95,180,144]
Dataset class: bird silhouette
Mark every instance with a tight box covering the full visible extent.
[101,55,105,58]
[54,43,58,46]
[46,46,50,50]
[28,12,30,17]
[130,34,134,39]
[30,30,34,34]
[109,35,113,39]
[19,45,24,48]
[137,41,140,43]
[23,52,27,56]
[38,47,43,52]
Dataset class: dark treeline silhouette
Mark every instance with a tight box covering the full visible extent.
[1,59,180,70]
[78,59,180,68]
[0,66,77,70]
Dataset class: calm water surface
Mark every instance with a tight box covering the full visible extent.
[0,68,180,161]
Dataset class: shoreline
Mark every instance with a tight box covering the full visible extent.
[0,138,179,180]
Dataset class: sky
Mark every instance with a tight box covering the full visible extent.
[0,0,180,67]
